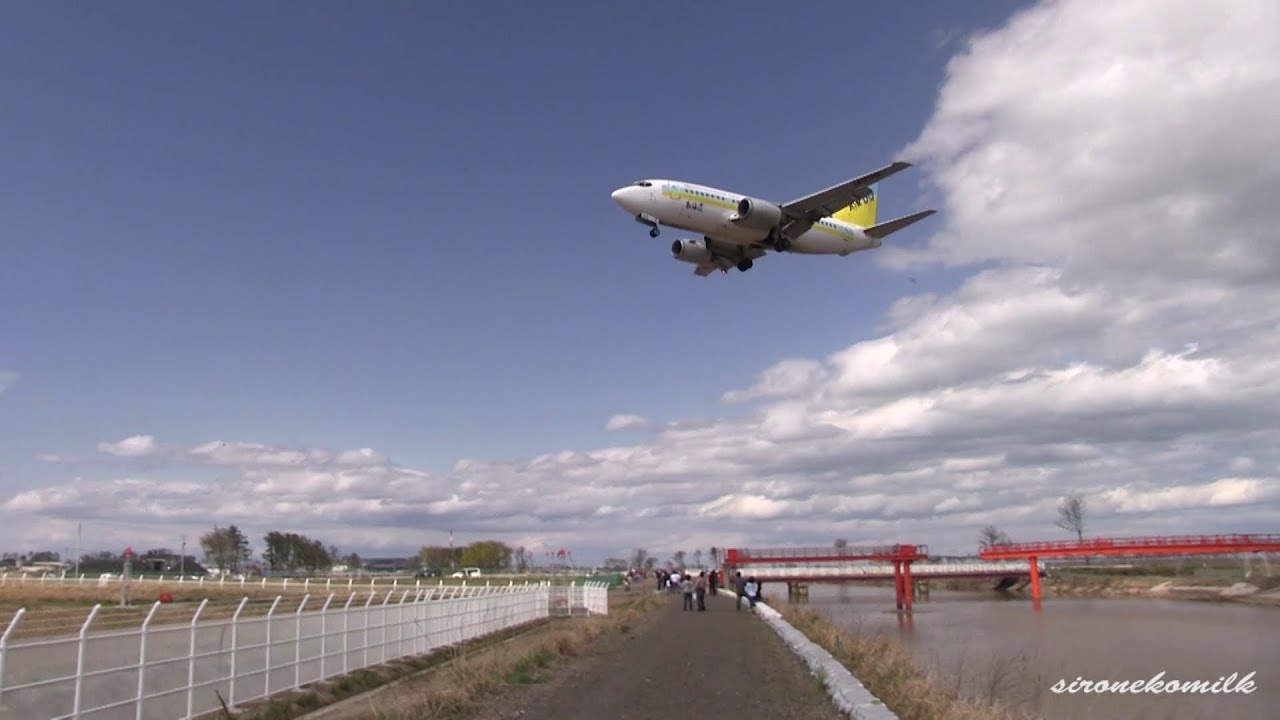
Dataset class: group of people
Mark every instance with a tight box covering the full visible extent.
[648,567,764,612]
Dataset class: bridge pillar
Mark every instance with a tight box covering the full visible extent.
[1029,556,1042,609]
[903,561,914,611]
[893,561,904,610]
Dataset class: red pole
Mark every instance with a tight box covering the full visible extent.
[1029,556,1042,608]
[903,561,914,611]
[893,561,903,610]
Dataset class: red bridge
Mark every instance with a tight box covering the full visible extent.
[979,533,1280,606]
[722,544,1016,611]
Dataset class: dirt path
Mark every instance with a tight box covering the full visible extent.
[469,590,845,720]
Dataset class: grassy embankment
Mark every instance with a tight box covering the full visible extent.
[779,606,1036,720]
[222,590,664,720]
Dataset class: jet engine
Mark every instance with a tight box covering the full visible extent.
[671,238,713,264]
[731,197,783,231]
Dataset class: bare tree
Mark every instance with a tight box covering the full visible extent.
[709,546,719,566]
[979,525,1012,549]
[834,538,848,548]
[672,550,686,568]
[630,547,649,570]
[693,549,704,568]
[1055,495,1086,542]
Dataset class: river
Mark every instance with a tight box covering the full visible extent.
[774,583,1278,720]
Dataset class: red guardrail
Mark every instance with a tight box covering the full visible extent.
[725,544,928,563]
[980,533,1280,559]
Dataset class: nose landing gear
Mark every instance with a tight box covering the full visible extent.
[634,214,660,238]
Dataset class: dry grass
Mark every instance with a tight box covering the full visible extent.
[780,607,1038,720]
[227,591,664,720]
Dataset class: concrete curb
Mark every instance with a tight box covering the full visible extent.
[751,602,897,720]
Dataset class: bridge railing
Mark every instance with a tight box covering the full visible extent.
[984,534,1280,555]
[746,562,1037,577]
[728,544,929,562]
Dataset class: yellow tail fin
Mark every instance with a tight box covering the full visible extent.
[832,183,878,227]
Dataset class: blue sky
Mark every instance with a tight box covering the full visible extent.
[2,1,1023,484]
[10,0,1276,564]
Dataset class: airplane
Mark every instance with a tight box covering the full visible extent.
[610,161,935,276]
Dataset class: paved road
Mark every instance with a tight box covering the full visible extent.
[472,590,845,720]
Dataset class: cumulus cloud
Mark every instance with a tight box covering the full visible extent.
[97,435,161,458]
[6,0,1279,559]
[605,414,651,431]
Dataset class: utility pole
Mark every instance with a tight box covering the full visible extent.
[180,535,186,577]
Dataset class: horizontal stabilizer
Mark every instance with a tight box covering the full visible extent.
[865,209,936,240]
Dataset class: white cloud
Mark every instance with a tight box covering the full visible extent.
[6,0,1280,560]
[605,414,650,431]
[36,453,66,463]
[97,435,161,458]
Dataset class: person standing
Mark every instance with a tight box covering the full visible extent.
[681,574,695,611]
[733,571,747,611]
[694,571,708,611]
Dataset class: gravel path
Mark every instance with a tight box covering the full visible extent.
[471,590,845,720]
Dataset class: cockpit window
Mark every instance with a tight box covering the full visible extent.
[632,181,652,187]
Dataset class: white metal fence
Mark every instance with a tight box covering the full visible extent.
[0,571,530,594]
[0,581,610,720]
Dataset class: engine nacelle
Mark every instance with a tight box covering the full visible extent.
[731,196,783,231]
[671,238,713,265]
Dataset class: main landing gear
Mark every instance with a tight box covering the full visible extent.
[766,229,791,252]
[737,258,753,272]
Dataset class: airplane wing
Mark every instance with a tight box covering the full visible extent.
[780,161,913,223]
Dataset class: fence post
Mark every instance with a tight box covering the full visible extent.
[0,608,26,705]
[133,602,162,720]
[380,591,392,664]
[226,597,248,710]
[362,593,375,669]
[72,604,103,718]
[264,596,282,697]
[294,595,310,689]
[319,594,334,681]
[342,593,355,675]
[186,598,209,718]
[397,591,409,659]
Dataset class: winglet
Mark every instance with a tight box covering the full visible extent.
[865,209,936,240]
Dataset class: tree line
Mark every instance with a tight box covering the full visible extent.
[199,526,360,574]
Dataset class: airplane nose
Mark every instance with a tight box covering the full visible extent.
[611,188,627,205]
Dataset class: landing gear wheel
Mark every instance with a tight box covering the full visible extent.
[776,237,791,252]
[737,258,753,272]
[649,227,660,238]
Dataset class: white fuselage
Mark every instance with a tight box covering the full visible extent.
[611,179,880,255]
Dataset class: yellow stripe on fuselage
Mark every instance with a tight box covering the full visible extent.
[662,185,861,242]
[660,186,738,210]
